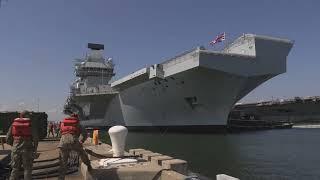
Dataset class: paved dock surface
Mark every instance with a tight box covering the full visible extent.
[0,138,84,179]
[34,138,86,179]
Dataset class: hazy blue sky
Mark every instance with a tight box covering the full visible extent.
[0,0,319,121]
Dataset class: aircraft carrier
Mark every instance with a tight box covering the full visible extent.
[64,34,294,132]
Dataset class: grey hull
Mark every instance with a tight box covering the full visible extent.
[71,34,294,129]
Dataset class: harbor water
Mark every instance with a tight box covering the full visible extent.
[101,128,320,180]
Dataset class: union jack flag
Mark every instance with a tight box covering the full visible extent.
[209,32,226,45]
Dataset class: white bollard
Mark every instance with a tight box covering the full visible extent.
[108,125,128,157]
[216,174,239,180]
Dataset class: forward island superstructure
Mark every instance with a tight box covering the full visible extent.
[64,34,294,131]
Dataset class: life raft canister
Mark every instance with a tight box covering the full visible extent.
[12,118,32,137]
[61,117,80,135]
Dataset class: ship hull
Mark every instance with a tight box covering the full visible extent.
[80,67,272,129]
[70,34,294,131]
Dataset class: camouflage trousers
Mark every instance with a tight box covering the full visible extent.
[58,142,91,180]
[9,150,33,180]
[47,129,55,137]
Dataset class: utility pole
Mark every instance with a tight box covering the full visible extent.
[37,98,40,112]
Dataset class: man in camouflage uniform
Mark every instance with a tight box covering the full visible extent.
[47,122,55,138]
[58,114,92,180]
[6,111,37,180]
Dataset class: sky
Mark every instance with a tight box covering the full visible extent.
[0,0,319,121]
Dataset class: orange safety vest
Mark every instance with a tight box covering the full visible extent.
[12,118,32,137]
[60,117,80,135]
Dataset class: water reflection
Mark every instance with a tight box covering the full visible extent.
[102,128,320,180]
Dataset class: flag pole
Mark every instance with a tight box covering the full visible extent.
[223,32,229,52]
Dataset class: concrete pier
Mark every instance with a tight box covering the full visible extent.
[0,137,210,180]
[82,138,195,180]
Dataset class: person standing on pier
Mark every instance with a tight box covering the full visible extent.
[6,110,37,180]
[55,121,61,137]
[58,113,92,180]
[47,122,55,138]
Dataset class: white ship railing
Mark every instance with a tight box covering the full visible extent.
[74,88,118,96]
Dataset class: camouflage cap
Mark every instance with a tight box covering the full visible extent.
[20,110,30,118]
[71,113,79,118]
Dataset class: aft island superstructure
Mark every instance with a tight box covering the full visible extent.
[64,34,294,131]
